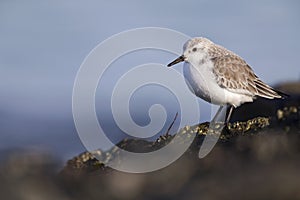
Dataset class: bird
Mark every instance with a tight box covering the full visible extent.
[167,37,287,123]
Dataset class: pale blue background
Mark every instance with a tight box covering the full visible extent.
[0,0,299,160]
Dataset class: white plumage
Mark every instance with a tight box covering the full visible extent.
[168,37,286,122]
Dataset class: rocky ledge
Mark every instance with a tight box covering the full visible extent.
[62,104,299,174]
[1,82,300,200]
[58,83,300,199]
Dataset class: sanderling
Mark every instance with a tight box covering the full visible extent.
[167,37,287,123]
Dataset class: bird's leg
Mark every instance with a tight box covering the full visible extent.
[225,105,234,124]
[212,105,224,122]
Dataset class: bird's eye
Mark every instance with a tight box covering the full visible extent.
[192,47,197,52]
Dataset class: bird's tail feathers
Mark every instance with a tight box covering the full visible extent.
[254,79,289,99]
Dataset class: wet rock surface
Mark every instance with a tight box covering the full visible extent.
[1,83,300,200]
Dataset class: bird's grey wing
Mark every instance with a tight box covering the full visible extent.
[212,55,282,99]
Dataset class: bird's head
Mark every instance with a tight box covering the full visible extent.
[167,37,213,67]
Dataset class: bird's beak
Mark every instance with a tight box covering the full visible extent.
[167,55,185,67]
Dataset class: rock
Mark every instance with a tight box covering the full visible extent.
[59,82,300,199]
[60,108,300,199]
[276,81,300,95]
[61,116,273,173]
[1,82,300,200]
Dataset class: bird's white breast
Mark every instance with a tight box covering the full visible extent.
[183,61,253,107]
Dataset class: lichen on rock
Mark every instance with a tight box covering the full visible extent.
[62,114,283,172]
